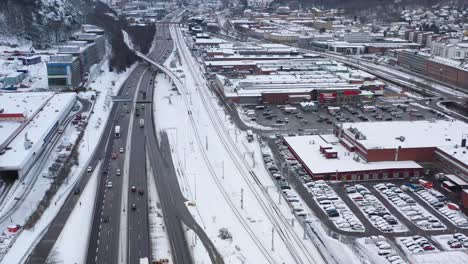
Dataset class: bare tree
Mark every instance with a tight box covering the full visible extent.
[46,249,63,264]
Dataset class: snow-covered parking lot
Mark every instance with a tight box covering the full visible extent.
[396,235,439,254]
[413,187,468,228]
[432,233,468,250]
[307,181,365,232]
[346,184,408,233]
[374,183,446,231]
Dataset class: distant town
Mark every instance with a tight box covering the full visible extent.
[0,1,467,264]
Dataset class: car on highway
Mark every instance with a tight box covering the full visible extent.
[139,189,144,195]
[107,182,113,188]
[101,216,109,223]
[116,169,121,176]
[87,166,92,173]
[119,147,124,153]
[131,204,136,210]
[131,186,136,192]
[112,153,117,159]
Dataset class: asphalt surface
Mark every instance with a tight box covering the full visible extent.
[86,66,148,264]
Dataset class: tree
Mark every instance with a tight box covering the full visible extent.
[46,249,63,264]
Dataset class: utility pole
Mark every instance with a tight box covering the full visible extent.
[241,188,244,209]
[206,135,208,150]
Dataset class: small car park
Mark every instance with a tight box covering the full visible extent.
[347,184,407,233]
[397,236,438,254]
[374,184,445,231]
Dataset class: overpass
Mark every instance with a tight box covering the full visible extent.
[136,51,185,89]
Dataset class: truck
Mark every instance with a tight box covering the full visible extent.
[139,119,145,128]
[139,257,149,264]
[115,125,121,137]
[247,130,254,142]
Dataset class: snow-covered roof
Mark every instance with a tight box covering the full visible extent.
[284,134,422,174]
[0,92,53,147]
[0,93,76,170]
[341,120,468,165]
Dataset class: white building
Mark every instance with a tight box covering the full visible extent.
[431,40,468,60]
[0,92,76,179]
[344,32,372,43]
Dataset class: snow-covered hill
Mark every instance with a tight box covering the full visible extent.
[0,0,95,48]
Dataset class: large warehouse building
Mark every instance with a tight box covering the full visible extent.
[284,120,468,181]
[0,92,76,179]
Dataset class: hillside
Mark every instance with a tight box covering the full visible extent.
[0,0,94,48]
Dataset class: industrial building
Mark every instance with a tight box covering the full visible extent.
[284,134,423,181]
[0,92,76,179]
[283,120,468,181]
[212,58,380,104]
[397,50,468,90]
[47,25,106,89]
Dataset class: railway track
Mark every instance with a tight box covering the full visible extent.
[170,25,323,264]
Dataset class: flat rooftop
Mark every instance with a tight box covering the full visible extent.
[284,134,422,175]
[341,120,467,149]
[0,93,76,170]
[0,92,53,147]
[341,120,468,166]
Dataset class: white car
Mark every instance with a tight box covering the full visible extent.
[119,147,124,153]
[107,182,113,188]
[87,166,92,173]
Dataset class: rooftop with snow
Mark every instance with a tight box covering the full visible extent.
[284,134,422,175]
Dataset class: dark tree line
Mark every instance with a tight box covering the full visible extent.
[88,1,139,72]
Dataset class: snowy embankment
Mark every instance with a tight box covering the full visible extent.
[1,59,137,263]
[51,161,101,263]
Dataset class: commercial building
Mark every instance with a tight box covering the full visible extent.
[284,134,423,181]
[211,58,381,104]
[72,32,106,62]
[335,120,468,179]
[47,55,82,88]
[0,92,76,179]
[284,120,468,181]
[397,50,468,90]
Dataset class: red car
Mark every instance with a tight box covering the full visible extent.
[450,243,462,249]
[423,245,435,251]
[112,153,117,159]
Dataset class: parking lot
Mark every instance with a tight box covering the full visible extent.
[266,138,468,242]
[241,98,447,135]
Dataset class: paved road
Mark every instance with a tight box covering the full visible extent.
[25,69,135,264]
[87,66,148,264]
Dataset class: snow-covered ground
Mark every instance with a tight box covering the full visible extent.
[147,153,172,262]
[0,59,137,263]
[51,160,100,263]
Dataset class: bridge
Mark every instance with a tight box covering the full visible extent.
[136,51,185,89]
